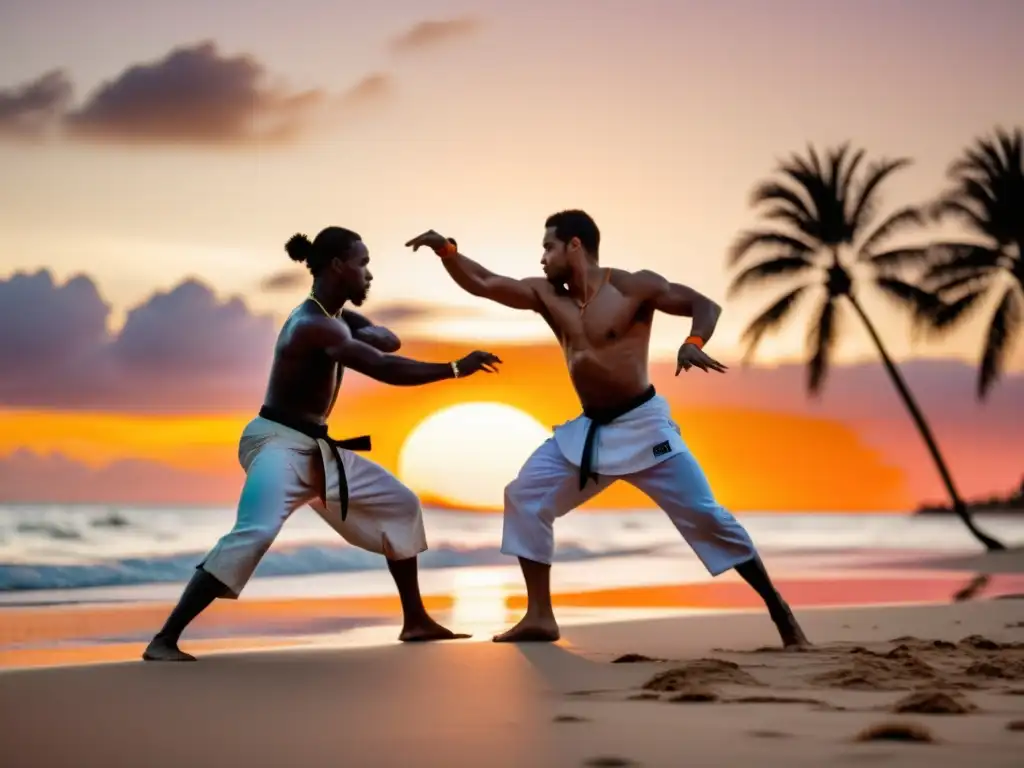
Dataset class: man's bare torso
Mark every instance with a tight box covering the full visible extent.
[535,268,654,411]
[263,304,343,424]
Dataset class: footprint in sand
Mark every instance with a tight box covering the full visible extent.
[584,757,638,767]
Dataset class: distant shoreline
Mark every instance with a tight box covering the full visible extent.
[915,485,1023,515]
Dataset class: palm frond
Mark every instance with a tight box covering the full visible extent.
[848,158,913,233]
[864,247,931,273]
[952,128,1022,180]
[758,205,824,242]
[928,196,987,230]
[978,286,1023,399]
[778,153,837,230]
[857,206,926,259]
[873,276,942,338]
[806,297,837,395]
[939,128,1024,246]
[727,229,816,266]
[929,269,999,301]
[739,284,812,363]
[922,245,1004,289]
[727,255,817,299]
[952,147,1002,180]
[825,143,852,194]
[750,180,815,218]
[961,178,998,208]
[929,287,988,335]
[839,148,867,202]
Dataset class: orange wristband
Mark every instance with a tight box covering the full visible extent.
[684,335,705,349]
[434,239,457,258]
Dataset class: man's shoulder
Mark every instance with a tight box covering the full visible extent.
[521,275,553,290]
[520,276,557,301]
[610,267,664,293]
[283,310,349,347]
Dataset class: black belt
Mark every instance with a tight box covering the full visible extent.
[578,385,657,490]
[258,405,371,521]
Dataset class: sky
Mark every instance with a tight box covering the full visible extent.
[0,0,1021,510]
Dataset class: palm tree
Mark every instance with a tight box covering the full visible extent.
[918,127,1023,400]
[728,143,1005,551]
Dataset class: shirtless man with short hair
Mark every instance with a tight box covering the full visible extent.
[144,226,501,661]
[406,210,809,647]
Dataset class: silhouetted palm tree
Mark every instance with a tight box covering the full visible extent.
[919,127,1023,400]
[729,144,1005,551]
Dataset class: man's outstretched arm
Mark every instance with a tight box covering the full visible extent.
[405,231,545,311]
[631,269,723,343]
[294,316,500,386]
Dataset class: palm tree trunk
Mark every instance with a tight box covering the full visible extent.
[846,295,1006,551]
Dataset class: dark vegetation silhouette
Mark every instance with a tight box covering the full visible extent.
[920,127,1022,400]
[729,143,1007,551]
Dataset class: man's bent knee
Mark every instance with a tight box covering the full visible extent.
[501,481,555,564]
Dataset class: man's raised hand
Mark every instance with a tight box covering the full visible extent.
[675,343,728,375]
[457,351,502,375]
[405,231,450,253]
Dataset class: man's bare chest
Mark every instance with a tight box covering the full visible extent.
[542,291,646,349]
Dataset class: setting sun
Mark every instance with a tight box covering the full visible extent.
[397,402,551,509]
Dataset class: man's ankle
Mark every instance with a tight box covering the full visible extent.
[525,608,556,622]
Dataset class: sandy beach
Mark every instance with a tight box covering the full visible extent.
[2,588,1023,767]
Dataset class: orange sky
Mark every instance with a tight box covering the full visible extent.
[1,334,1021,510]
[5,339,1013,512]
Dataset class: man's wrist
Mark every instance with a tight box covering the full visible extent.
[449,360,460,379]
[434,238,458,259]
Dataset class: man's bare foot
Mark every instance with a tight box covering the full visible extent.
[142,636,196,662]
[398,618,471,642]
[492,614,560,643]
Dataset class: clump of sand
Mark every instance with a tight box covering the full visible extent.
[959,634,1004,651]
[965,658,1024,680]
[612,653,665,664]
[642,659,760,691]
[809,650,941,691]
[890,690,977,714]
[854,721,936,744]
[887,637,957,651]
[1006,719,1024,732]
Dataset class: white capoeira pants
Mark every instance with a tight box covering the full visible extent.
[501,393,756,576]
[200,416,427,597]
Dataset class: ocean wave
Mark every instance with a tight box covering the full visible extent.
[0,541,646,592]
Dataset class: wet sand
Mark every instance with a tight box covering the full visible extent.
[2,598,1024,767]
